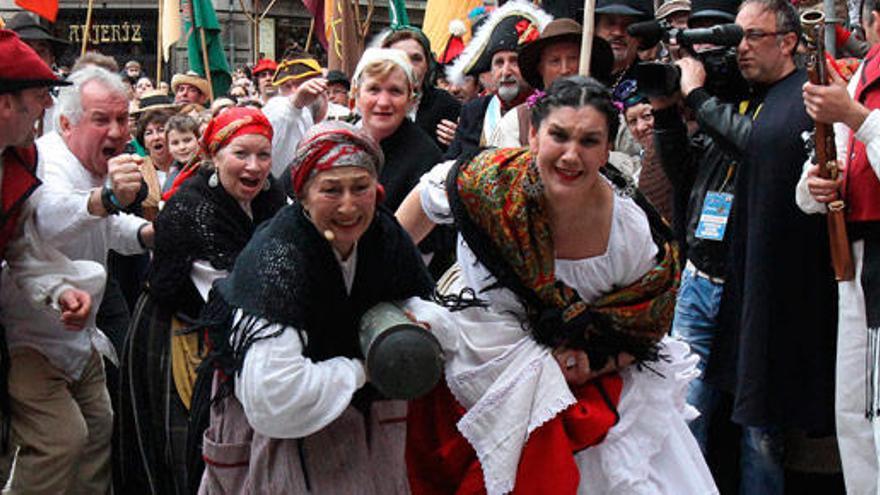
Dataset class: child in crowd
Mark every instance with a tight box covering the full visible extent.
[164,115,201,193]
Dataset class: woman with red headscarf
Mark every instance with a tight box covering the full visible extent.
[116,107,287,495]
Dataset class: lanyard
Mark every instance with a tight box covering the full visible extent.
[738,100,764,121]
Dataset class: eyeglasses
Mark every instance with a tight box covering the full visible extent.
[742,29,791,44]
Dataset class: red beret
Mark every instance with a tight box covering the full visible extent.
[252,59,278,76]
[0,29,69,93]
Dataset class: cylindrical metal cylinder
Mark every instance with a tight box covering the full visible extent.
[359,302,443,400]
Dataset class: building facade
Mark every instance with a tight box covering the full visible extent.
[0,0,426,82]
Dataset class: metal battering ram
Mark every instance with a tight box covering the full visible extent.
[358,302,443,400]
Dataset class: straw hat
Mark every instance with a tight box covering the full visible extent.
[171,72,210,97]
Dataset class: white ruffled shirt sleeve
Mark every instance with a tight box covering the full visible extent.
[234,311,367,439]
[795,65,880,215]
[854,109,880,181]
[190,260,227,302]
[419,160,457,225]
[263,95,315,179]
[234,248,365,440]
[4,199,106,313]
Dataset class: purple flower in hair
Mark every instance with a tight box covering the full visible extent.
[612,100,624,113]
[526,90,546,109]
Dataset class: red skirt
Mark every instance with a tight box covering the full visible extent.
[406,374,623,495]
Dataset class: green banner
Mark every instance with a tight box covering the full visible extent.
[182,0,232,98]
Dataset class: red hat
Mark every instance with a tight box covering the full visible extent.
[202,106,274,156]
[163,106,274,201]
[0,29,69,93]
[252,58,278,76]
[439,19,466,65]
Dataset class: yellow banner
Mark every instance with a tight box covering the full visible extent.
[422,0,482,60]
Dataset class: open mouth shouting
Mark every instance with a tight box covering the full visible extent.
[102,146,118,160]
[239,176,261,189]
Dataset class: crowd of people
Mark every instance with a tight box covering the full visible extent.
[0,0,879,491]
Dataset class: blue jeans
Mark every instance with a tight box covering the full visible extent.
[672,265,784,495]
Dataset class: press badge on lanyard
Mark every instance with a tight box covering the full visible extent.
[696,192,733,240]
[695,100,762,241]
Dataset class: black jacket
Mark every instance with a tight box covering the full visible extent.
[416,86,461,153]
[709,69,837,433]
[443,95,493,161]
[653,87,752,278]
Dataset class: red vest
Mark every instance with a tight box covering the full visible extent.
[0,145,41,258]
[846,43,880,222]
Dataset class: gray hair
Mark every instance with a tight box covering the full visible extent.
[740,0,801,52]
[56,66,129,128]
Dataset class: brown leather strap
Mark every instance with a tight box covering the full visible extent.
[517,104,530,146]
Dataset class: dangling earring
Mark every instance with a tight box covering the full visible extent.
[208,171,219,188]
[522,159,543,200]
[262,179,270,191]
[302,207,312,220]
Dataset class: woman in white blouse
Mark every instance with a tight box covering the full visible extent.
[397,76,717,495]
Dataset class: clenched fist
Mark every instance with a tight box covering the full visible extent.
[293,78,329,110]
[59,289,92,331]
[107,154,145,207]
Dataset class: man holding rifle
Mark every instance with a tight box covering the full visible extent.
[798,0,880,490]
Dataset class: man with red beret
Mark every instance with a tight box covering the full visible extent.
[0,27,99,487]
[0,30,155,493]
[0,29,94,325]
[252,58,278,103]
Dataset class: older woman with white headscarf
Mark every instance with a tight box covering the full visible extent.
[352,48,440,209]
[352,47,452,275]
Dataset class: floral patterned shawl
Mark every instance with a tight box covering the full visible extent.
[447,147,680,367]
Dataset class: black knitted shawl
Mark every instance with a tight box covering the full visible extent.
[149,167,287,317]
[202,202,434,376]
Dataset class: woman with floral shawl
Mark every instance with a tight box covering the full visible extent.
[398,76,717,494]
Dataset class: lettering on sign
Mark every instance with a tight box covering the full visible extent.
[68,22,144,44]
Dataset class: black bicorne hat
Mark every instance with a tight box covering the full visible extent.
[689,0,741,23]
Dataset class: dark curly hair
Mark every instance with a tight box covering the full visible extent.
[135,108,176,148]
[529,76,619,143]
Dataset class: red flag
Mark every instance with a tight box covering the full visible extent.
[301,0,327,49]
[14,0,58,22]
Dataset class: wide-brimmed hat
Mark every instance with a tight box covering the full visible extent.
[656,0,691,20]
[689,0,739,24]
[272,55,323,87]
[4,12,68,56]
[519,18,578,89]
[595,0,654,19]
[252,58,278,76]
[132,89,179,115]
[171,72,210,97]
[446,0,552,86]
[0,29,70,93]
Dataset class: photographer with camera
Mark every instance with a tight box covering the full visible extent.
[648,0,840,492]
[649,9,748,471]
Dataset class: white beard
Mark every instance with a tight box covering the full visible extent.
[497,83,520,102]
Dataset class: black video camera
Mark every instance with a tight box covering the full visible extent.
[626,20,749,102]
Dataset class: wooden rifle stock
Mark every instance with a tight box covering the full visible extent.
[802,9,855,281]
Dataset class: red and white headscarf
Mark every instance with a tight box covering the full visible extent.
[289,121,384,199]
[163,107,274,201]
